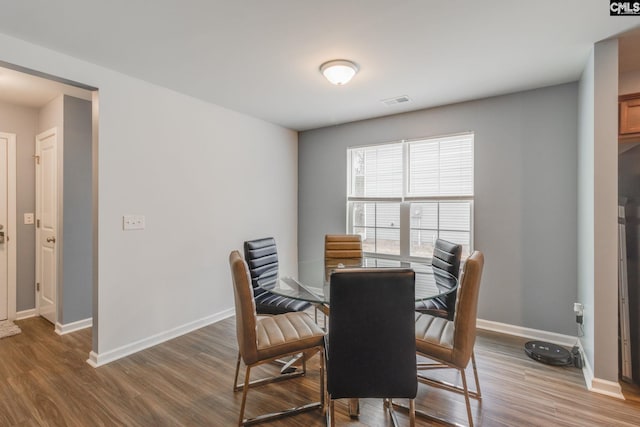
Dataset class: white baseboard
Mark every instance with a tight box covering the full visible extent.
[15,309,37,320]
[87,308,235,368]
[55,318,93,335]
[590,378,625,399]
[575,340,624,399]
[476,318,577,347]
[477,318,624,399]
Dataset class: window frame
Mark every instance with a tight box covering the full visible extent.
[346,133,474,262]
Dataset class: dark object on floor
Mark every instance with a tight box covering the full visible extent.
[524,341,580,367]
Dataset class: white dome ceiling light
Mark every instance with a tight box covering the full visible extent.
[319,59,359,85]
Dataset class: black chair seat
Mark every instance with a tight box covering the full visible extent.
[255,291,311,315]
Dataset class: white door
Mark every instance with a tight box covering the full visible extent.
[0,132,16,322]
[36,128,58,324]
[0,134,8,320]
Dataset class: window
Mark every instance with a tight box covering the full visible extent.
[347,133,474,260]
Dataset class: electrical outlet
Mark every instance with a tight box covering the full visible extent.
[123,215,145,231]
[24,213,34,225]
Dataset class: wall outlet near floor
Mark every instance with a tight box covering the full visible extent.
[123,215,145,231]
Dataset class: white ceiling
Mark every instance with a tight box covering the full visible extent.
[0,66,92,108]
[0,1,638,130]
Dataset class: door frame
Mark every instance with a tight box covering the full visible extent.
[0,132,17,321]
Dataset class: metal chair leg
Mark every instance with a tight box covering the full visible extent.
[460,368,474,427]
[238,365,252,426]
[320,349,325,410]
[348,399,360,418]
[329,400,335,427]
[416,351,481,400]
[233,352,242,392]
[471,351,482,398]
[409,399,415,427]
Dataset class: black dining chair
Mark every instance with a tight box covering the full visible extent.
[415,238,462,320]
[243,237,311,315]
[327,268,417,426]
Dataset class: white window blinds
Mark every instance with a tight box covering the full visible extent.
[347,132,474,260]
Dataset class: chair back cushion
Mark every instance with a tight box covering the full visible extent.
[324,234,363,259]
[244,237,279,297]
[432,239,462,278]
[328,268,417,399]
[229,250,258,363]
[422,239,463,320]
[452,250,484,366]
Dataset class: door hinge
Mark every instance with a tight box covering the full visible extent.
[36,282,40,292]
[33,155,40,164]
[36,219,40,228]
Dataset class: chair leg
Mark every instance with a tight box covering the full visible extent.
[239,365,252,426]
[233,352,242,392]
[237,350,325,425]
[386,398,401,427]
[348,399,360,418]
[471,351,482,398]
[329,400,335,427]
[416,354,481,399]
[460,368,474,427]
[320,349,326,411]
[409,399,415,427]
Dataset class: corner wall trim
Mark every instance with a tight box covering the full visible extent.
[16,309,37,320]
[55,318,92,335]
[477,319,624,399]
[575,340,624,399]
[86,308,235,368]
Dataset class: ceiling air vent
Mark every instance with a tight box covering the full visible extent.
[382,95,411,106]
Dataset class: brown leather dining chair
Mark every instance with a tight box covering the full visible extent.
[324,234,363,259]
[410,250,484,427]
[229,250,326,426]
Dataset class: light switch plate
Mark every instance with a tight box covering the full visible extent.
[123,215,145,231]
[24,213,34,225]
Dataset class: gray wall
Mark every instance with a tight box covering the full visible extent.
[299,83,578,335]
[61,96,92,323]
[0,100,37,311]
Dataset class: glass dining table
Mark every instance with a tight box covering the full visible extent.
[260,256,458,419]
[265,256,459,305]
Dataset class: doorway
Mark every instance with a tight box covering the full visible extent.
[0,62,96,336]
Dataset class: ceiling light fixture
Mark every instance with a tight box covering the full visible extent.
[320,59,359,85]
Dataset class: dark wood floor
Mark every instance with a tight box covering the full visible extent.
[2,316,640,426]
